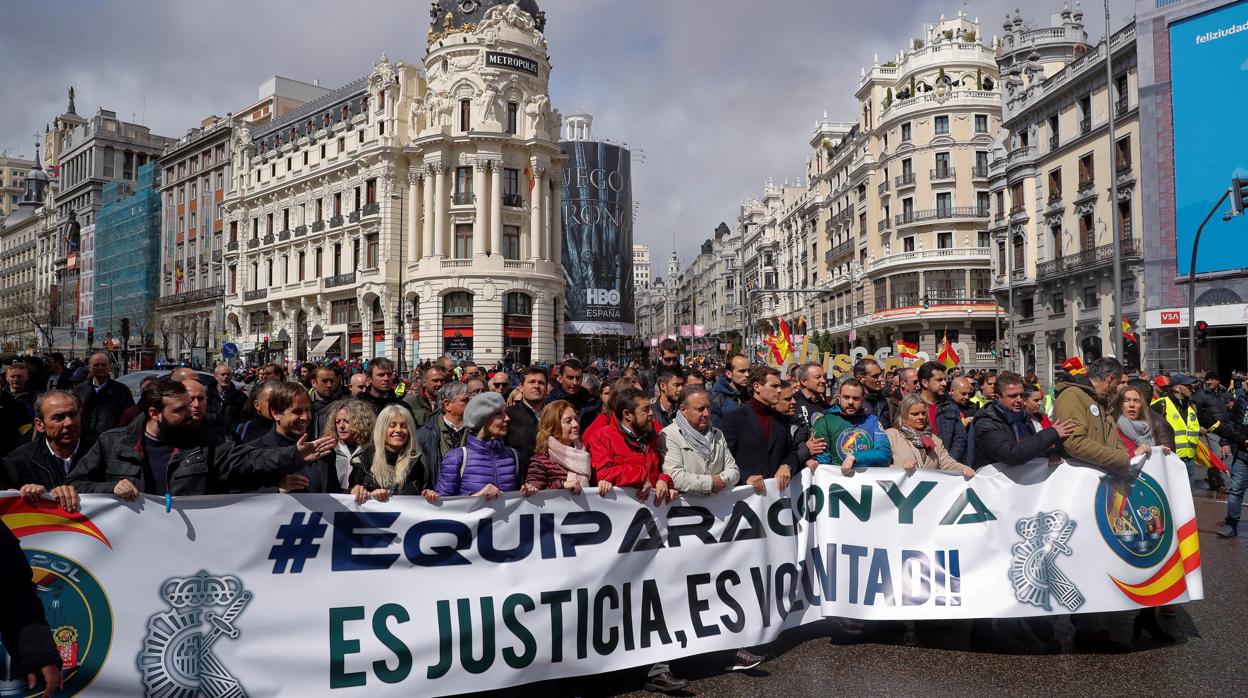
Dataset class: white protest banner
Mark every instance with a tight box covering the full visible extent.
[0,450,1200,697]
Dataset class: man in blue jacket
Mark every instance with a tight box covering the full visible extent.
[917,362,968,463]
[710,354,751,428]
[812,378,892,473]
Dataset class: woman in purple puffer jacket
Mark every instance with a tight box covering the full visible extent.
[436,392,539,499]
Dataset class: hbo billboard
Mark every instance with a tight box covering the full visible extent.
[560,139,635,335]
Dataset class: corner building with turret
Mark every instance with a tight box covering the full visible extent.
[223,0,565,367]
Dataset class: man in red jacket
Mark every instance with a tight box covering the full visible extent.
[584,386,686,693]
[586,387,676,505]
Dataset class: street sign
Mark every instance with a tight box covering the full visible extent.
[848,329,858,343]
[222,342,239,358]
[394,334,405,347]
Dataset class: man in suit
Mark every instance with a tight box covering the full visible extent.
[74,352,135,440]
[722,365,798,494]
[1,391,92,512]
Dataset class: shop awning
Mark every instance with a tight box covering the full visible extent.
[309,334,342,358]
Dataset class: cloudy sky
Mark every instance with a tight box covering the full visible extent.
[0,0,1135,274]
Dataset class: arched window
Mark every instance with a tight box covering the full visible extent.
[342,105,351,121]
[361,96,369,113]
[324,113,332,128]
[504,292,532,316]
[443,292,473,315]
[289,128,297,143]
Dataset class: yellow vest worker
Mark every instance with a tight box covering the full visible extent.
[1151,394,1200,460]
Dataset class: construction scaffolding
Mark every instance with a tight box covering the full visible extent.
[94,161,161,347]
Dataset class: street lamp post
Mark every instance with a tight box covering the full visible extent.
[391,192,406,377]
[1186,185,1234,373]
[1105,0,1125,362]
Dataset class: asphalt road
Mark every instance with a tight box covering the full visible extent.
[468,486,1246,698]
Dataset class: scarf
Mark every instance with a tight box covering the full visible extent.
[1117,415,1155,447]
[674,412,716,463]
[547,438,592,488]
[898,425,936,452]
[1003,405,1031,442]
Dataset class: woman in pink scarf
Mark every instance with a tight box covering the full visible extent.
[526,400,613,495]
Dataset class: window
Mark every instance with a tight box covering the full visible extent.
[252,218,259,239]
[1012,235,1024,271]
[978,230,991,248]
[282,209,289,231]
[266,213,273,235]
[366,178,377,205]
[1078,154,1094,188]
[504,292,531,315]
[455,167,472,196]
[900,122,912,142]
[1051,225,1063,258]
[503,168,520,197]
[503,225,521,260]
[1021,297,1034,319]
[974,114,988,133]
[934,152,951,178]
[1079,212,1095,250]
[298,251,305,281]
[937,232,953,249]
[337,137,345,153]
[1122,275,1136,298]
[366,233,378,267]
[936,192,952,215]
[354,187,362,212]
[331,299,359,324]
[1048,168,1062,199]
[506,102,519,135]
[997,242,1006,273]
[977,191,990,216]
[903,236,915,252]
[454,223,473,258]
[975,150,989,173]
[333,243,342,275]
[1115,135,1132,171]
[229,221,238,243]
[266,260,273,287]
[316,247,323,275]
[1082,285,1099,309]
[320,144,327,160]
[316,198,324,222]
[333,192,342,217]
[459,99,471,132]
[443,292,473,316]
[1118,199,1133,238]
[1051,291,1065,314]
[1078,95,1092,132]
[934,115,949,134]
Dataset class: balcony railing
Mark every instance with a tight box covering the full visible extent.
[877,180,890,196]
[930,167,955,181]
[244,289,267,302]
[329,215,343,227]
[452,192,474,206]
[278,230,290,241]
[212,250,222,262]
[1115,96,1128,116]
[503,260,535,271]
[1079,116,1091,134]
[361,202,380,216]
[895,172,916,187]
[971,166,989,178]
[227,241,238,251]
[348,211,360,223]
[894,206,989,225]
[325,272,356,289]
[262,234,274,245]
[156,286,225,308]
[503,194,524,208]
[1035,238,1141,277]
[870,247,991,273]
[824,239,854,264]
[294,225,307,237]
[878,219,889,232]
[311,221,325,232]
[247,238,258,249]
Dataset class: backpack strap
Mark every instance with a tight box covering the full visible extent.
[458,446,469,478]
[510,447,520,481]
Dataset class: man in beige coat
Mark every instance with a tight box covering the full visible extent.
[660,385,741,494]
[1051,356,1133,477]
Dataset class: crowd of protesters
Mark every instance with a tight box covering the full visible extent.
[3,339,1246,694]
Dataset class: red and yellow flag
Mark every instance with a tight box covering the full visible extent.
[896,339,918,359]
[1122,317,1138,343]
[937,332,959,369]
[523,164,536,191]
[0,498,111,548]
[1060,356,1087,375]
[1110,518,1200,606]
[764,320,795,364]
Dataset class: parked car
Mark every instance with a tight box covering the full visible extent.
[116,369,237,401]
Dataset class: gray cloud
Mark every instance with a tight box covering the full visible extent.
[0,0,1135,272]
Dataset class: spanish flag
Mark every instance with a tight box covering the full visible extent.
[523,164,536,192]
[896,339,919,359]
[1110,519,1200,606]
[1060,356,1087,375]
[764,319,795,365]
[1122,317,1138,343]
[0,498,111,548]
[937,331,959,369]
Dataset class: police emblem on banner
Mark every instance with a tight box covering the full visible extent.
[137,571,253,698]
[835,428,874,462]
[1008,511,1085,612]
[1094,472,1173,568]
[0,550,113,698]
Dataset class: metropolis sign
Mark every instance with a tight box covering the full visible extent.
[485,51,539,75]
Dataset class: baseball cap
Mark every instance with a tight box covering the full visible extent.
[1170,374,1198,386]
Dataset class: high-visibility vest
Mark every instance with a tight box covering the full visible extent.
[1150,396,1200,459]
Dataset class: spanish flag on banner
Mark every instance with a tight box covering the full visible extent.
[1110,519,1201,606]
[0,498,111,548]
[896,339,918,359]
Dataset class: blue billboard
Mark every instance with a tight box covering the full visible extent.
[1171,0,1248,274]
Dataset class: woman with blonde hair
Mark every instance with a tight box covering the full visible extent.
[885,393,974,477]
[526,400,613,495]
[313,398,374,493]
[350,404,437,503]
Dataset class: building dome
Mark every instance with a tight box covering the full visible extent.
[429,0,545,32]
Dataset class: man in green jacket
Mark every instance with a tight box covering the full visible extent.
[812,378,893,473]
[404,366,446,429]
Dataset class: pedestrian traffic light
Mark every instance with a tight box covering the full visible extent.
[1196,320,1209,346]
[87,326,94,345]
[1233,177,1248,216]
[921,295,931,309]
[120,318,130,340]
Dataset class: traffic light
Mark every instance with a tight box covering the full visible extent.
[1233,177,1248,216]
[87,326,94,345]
[921,295,931,310]
[120,318,130,341]
[1196,320,1209,347]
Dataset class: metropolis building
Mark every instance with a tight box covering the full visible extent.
[223,0,566,367]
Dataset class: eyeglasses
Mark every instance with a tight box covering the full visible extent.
[491,383,509,389]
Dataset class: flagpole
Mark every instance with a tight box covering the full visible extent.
[1106,0,1125,362]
